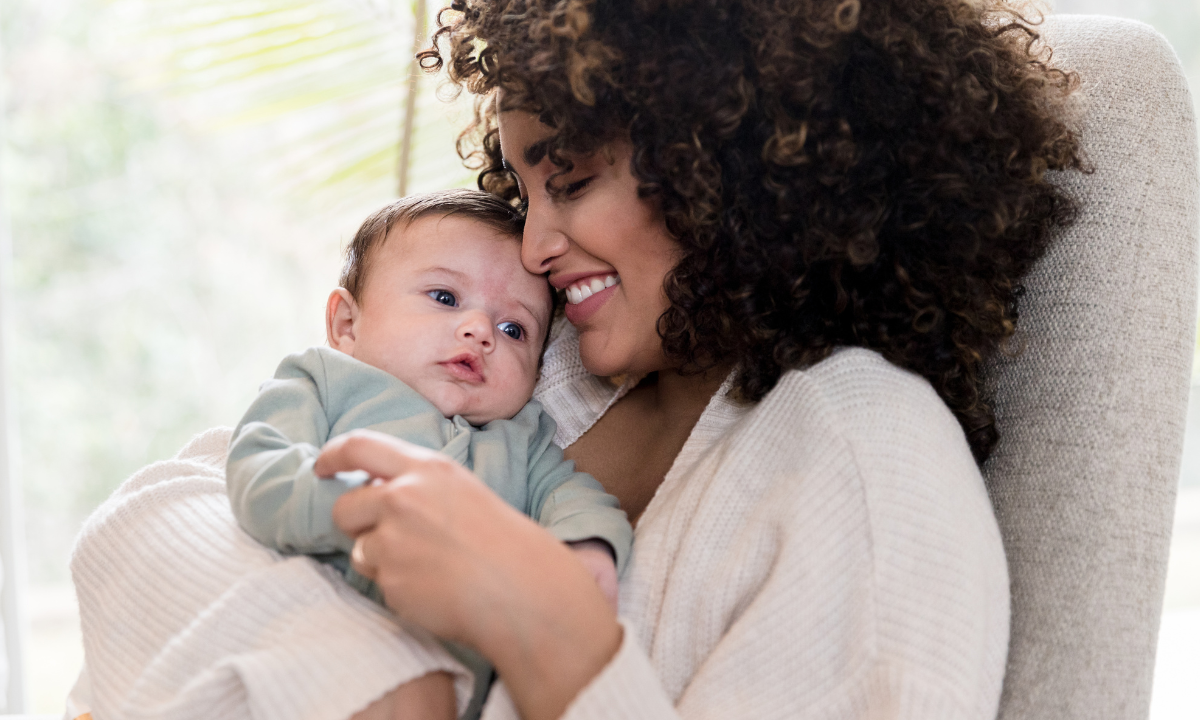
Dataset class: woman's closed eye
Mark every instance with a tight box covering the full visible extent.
[560,176,594,198]
[428,289,457,307]
[497,321,524,341]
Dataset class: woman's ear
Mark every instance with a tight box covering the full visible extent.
[327,288,359,353]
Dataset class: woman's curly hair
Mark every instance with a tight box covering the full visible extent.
[421,0,1084,462]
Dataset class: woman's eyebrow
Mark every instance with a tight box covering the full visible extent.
[523,139,551,167]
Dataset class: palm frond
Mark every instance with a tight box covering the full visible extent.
[109,0,474,203]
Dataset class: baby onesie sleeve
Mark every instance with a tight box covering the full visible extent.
[226,348,363,555]
[522,404,633,574]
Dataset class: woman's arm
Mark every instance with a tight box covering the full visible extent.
[317,430,623,720]
[71,427,475,720]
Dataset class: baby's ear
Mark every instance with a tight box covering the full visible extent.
[326,288,359,353]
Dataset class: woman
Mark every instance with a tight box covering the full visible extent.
[318,0,1081,717]
[71,0,1082,718]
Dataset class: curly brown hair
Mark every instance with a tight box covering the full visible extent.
[421,0,1084,462]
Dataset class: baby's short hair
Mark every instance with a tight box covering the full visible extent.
[339,189,524,301]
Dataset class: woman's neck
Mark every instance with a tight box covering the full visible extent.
[635,364,731,417]
[565,363,732,524]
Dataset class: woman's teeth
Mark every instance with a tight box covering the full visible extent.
[566,275,618,305]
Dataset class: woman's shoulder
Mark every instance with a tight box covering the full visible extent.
[721,345,1004,603]
[631,347,1008,715]
[754,346,971,462]
[667,346,992,540]
[753,348,993,533]
[777,346,951,417]
[723,347,1008,712]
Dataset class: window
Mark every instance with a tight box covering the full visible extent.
[2,0,471,711]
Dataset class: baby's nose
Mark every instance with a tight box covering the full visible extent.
[457,311,494,347]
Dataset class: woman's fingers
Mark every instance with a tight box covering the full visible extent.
[313,428,441,480]
[321,430,450,537]
[318,431,423,540]
[330,451,621,720]
[333,460,542,641]
[350,536,377,580]
[332,482,387,538]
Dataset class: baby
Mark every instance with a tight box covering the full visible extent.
[225,189,632,720]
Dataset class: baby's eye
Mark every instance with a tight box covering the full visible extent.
[498,322,524,341]
[428,290,457,307]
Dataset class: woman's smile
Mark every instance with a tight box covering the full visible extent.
[553,272,621,323]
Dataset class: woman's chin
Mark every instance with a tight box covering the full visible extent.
[575,334,625,379]
[576,331,663,380]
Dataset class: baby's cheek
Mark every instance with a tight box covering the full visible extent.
[520,357,541,396]
[502,358,540,416]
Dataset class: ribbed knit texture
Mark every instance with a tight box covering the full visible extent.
[70,427,473,720]
[530,332,1008,720]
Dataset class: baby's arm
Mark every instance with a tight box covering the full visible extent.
[227,351,360,554]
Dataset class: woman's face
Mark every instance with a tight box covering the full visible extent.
[498,109,681,378]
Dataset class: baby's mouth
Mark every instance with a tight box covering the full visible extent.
[565,275,619,305]
[441,353,484,383]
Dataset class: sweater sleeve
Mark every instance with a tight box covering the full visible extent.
[556,579,981,720]
[74,427,475,720]
[226,350,361,555]
[522,404,634,575]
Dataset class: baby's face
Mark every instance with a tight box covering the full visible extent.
[339,214,551,425]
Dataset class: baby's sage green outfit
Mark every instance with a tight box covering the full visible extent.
[226,346,632,717]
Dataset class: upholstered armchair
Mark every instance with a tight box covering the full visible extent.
[984,14,1198,720]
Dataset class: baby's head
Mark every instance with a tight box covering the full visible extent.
[327,190,552,426]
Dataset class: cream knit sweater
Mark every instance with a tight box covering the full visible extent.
[70,327,1008,720]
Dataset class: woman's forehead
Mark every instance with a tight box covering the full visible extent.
[497,109,555,170]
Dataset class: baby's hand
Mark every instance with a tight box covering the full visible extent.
[567,539,619,609]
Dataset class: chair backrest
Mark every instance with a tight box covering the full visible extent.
[983,14,1198,720]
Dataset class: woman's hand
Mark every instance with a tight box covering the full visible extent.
[316,429,623,720]
[567,540,620,608]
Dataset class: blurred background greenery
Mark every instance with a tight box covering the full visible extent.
[4,0,474,711]
[8,0,474,591]
[2,0,1199,715]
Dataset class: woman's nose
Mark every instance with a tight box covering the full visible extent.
[456,310,495,351]
[521,199,570,274]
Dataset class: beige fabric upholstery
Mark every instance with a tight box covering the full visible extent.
[983,14,1198,720]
